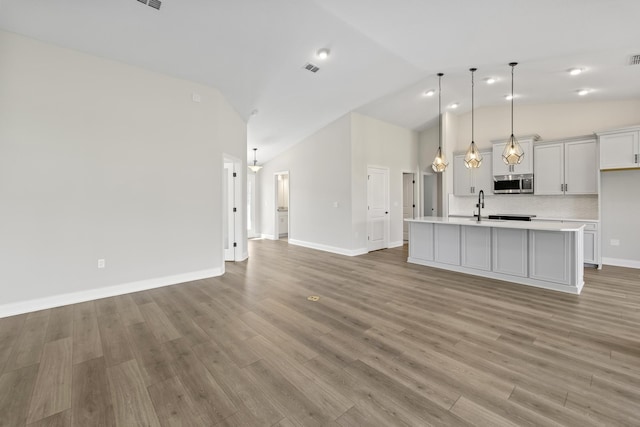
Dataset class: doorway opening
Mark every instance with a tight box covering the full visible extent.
[402,172,416,241]
[274,171,289,240]
[422,172,437,217]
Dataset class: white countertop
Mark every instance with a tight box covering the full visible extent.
[406,216,585,232]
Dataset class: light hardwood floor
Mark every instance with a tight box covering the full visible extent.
[1,239,640,426]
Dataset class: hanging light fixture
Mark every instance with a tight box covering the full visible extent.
[464,68,482,168]
[248,148,262,172]
[432,73,448,172]
[502,62,524,165]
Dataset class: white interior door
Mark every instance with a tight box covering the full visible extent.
[224,162,235,261]
[402,173,415,241]
[367,167,389,252]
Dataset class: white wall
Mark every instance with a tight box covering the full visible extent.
[258,115,354,253]
[600,170,640,267]
[0,31,246,315]
[351,113,419,249]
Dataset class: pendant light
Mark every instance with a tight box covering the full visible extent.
[502,62,524,165]
[464,68,482,168]
[432,73,448,172]
[248,148,262,172]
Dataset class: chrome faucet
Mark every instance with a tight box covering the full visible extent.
[476,190,485,222]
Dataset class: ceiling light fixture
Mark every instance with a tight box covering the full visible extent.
[449,103,459,109]
[504,94,514,101]
[502,62,524,165]
[317,48,330,60]
[432,73,448,173]
[464,68,482,169]
[577,89,590,96]
[248,148,263,173]
[569,68,583,76]
[485,77,496,85]
[424,89,435,97]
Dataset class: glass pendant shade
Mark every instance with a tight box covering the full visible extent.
[502,134,524,165]
[431,73,448,172]
[464,68,482,169]
[432,147,448,172]
[464,141,482,168]
[248,148,262,172]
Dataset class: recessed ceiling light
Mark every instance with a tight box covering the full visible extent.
[505,94,514,101]
[577,89,590,96]
[250,109,259,117]
[485,77,496,85]
[449,103,459,109]
[317,48,330,60]
[423,89,435,97]
[568,68,583,76]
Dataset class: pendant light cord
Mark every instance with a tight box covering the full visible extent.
[510,63,516,137]
[471,68,475,143]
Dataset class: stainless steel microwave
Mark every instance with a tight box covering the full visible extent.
[493,174,534,194]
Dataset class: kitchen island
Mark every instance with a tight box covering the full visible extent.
[406,217,585,294]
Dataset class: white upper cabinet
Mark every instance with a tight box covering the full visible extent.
[565,140,598,194]
[492,137,536,176]
[453,150,492,196]
[598,127,640,170]
[534,139,597,195]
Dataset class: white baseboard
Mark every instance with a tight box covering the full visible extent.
[238,251,249,262]
[602,257,640,269]
[0,268,223,319]
[288,239,367,257]
[388,241,405,249]
[261,233,277,240]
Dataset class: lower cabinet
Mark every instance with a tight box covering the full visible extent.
[408,222,434,261]
[461,226,491,271]
[492,228,528,277]
[529,230,573,285]
[434,224,460,265]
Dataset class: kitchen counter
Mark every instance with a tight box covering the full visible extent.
[406,217,585,294]
[407,216,585,232]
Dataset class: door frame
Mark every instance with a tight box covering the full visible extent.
[367,165,390,252]
[402,171,417,241]
[223,154,243,264]
[273,170,290,240]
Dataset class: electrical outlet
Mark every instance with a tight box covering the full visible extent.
[97,259,106,269]
[192,93,201,103]
[610,239,620,246]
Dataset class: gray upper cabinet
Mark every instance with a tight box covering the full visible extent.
[453,150,492,196]
[598,127,640,170]
[492,137,536,176]
[534,138,597,195]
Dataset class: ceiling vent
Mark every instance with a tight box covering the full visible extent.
[630,55,640,66]
[136,0,161,10]
[303,63,320,73]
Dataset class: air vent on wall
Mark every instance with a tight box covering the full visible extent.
[303,63,320,73]
[630,55,640,66]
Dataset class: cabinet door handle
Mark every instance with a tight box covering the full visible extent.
[636,154,639,164]
[565,183,567,192]
[561,184,564,191]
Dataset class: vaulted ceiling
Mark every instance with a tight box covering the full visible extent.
[1,0,639,163]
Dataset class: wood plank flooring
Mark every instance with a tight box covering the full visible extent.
[1,239,640,426]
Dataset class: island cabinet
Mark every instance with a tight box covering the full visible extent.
[598,127,640,170]
[534,139,597,195]
[492,228,528,277]
[492,136,537,176]
[461,226,491,271]
[406,217,585,294]
[453,150,493,196]
[529,230,576,285]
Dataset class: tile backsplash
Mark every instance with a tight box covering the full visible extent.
[448,194,598,220]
